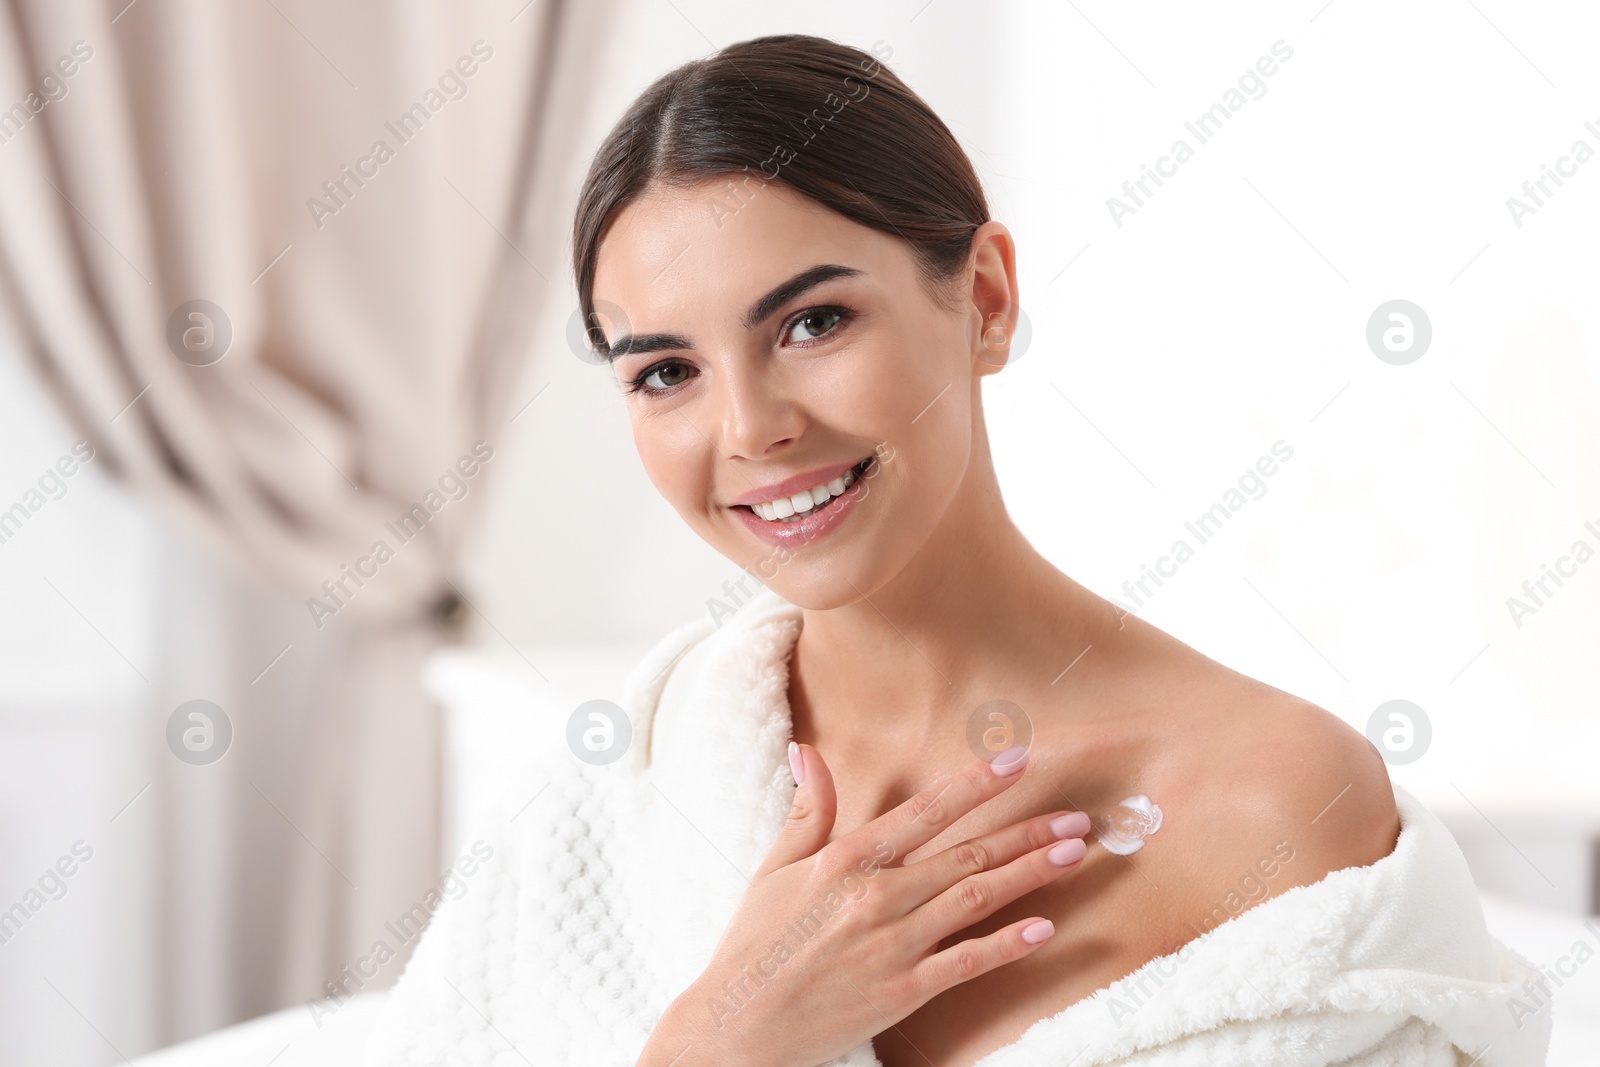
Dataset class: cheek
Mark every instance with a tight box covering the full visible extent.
[823,332,975,538]
[889,344,976,511]
[799,321,958,432]
[630,410,710,513]
[853,319,972,460]
[895,389,973,522]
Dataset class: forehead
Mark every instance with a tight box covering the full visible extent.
[592,179,901,322]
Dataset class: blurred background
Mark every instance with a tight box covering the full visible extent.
[0,0,1596,1064]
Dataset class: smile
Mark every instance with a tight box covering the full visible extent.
[747,457,871,522]
[729,455,876,549]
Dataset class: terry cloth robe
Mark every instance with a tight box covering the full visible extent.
[362,586,1553,1067]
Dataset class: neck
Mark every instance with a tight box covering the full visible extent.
[787,425,1106,767]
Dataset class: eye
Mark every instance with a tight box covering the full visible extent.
[626,360,696,396]
[783,307,847,345]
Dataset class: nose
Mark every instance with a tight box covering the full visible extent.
[715,351,803,461]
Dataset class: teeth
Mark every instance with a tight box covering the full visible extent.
[751,463,864,522]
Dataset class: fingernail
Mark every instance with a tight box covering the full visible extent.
[1050,812,1091,839]
[989,746,1029,776]
[1047,838,1086,867]
[1021,919,1054,945]
[788,741,806,786]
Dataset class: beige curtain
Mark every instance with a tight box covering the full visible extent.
[0,0,611,1041]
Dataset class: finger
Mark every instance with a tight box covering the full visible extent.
[907,914,1058,1002]
[753,742,838,878]
[892,809,1091,909]
[909,833,1086,947]
[847,747,1032,867]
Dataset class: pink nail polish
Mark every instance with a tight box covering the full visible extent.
[788,741,806,786]
[989,746,1029,776]
[1050,811,1091,838]
[1021,919,1054,945]
[1047,838,1086,867]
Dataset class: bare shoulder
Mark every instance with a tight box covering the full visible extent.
[1144,665,1402,933]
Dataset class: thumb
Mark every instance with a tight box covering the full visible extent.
[755,742,837,878]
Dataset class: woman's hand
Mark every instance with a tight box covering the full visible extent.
[636,743,1091,1067]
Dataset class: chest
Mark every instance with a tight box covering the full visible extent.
[867,836,1195,1067]
[820,765,1200,1067]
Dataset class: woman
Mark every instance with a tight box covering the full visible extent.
[365,33,1549,1067]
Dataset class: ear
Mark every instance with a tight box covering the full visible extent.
[967,221,1019,377]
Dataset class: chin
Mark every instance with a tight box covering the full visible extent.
[757,572,876,612]
[720,519,927,613]
[705,534,857,608]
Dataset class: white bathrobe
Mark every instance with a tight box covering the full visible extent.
[363,587,1553,1066]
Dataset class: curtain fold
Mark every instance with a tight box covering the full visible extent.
[0,0,605,1043]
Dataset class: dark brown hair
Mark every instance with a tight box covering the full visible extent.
[571,34,990,354]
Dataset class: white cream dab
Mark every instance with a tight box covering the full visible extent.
[1098,794,1163,855]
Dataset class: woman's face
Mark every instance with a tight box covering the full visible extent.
[591,178,1008,609]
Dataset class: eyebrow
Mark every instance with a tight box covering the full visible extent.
[603,263,862,362]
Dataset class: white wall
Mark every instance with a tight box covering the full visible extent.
[0,352,162,1062]
[976,1,1600,897]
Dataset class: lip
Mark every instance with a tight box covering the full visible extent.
[729,457,870,507]
[729,456,875,550]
